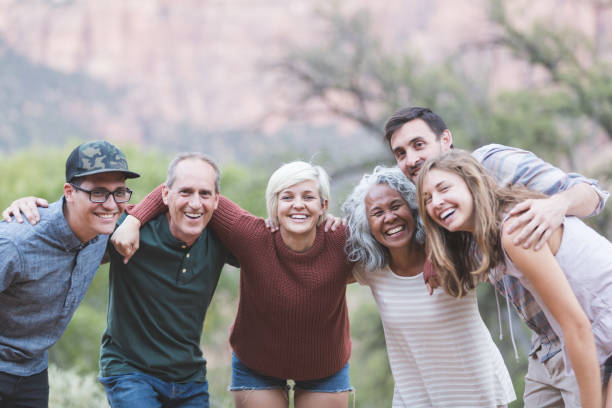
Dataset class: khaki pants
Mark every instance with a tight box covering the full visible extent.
[523,345,580,408]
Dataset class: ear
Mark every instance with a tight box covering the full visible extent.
[162,184,170,206]
[64,183,75,202]
[321,199,329,212]
[440,129,453,152]
[212,192,219,211]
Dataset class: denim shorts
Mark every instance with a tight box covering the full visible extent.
[229,353,352,393]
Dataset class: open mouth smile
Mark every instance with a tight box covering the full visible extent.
[385,225,405,236]
[440,208,455,220]
[95,213,118,220]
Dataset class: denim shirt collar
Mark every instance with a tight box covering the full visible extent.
[49,197,99,252]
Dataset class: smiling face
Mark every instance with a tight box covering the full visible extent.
[162,158,219,246]
[64,172,128,241]
[421,168,475,232]
[365,183,416,250]
[390,118,452,182]
[277,179,327,246]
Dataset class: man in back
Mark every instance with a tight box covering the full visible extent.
[0,141,139,408]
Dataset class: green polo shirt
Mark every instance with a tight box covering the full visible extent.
[99,213,231,383]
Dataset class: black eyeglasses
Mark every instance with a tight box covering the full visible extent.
[70,183,133,203]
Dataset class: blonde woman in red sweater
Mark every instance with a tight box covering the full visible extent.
[114,161,354,408]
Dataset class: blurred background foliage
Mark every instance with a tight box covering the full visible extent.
[1,0,611,407]
[274,0,612,238]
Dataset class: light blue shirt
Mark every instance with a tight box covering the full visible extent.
[473,144,609,215]
[0,198,108,376]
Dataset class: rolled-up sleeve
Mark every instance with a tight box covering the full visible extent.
[473,144,609,216]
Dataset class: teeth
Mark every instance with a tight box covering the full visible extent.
[185,213,202,219]
[97,214,115,219]
[291,215,307,219]
[440,208,455,220]
[386,226,404,235]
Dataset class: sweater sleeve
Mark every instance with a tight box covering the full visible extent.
[329,225,354,279]
[126,184,167,224]
[209,196,255,237]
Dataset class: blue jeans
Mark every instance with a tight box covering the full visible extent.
[99,372,209,408]
[0,368,48,408]
[229,353,352,393]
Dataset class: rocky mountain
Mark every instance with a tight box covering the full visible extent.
[0,0,610,170]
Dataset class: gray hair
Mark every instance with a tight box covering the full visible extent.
[341,166,425,272]
[165,153,220,192]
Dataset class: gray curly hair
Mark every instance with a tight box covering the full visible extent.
[341,166,425,272]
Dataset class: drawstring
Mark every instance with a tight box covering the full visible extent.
[501,277,520,360]
[494,286,503,341]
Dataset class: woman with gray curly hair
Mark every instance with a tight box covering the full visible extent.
[342,166,515,408]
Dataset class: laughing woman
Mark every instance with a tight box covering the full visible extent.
[417,151,612,408]
[113,161,353,408]
[342,166,515,408]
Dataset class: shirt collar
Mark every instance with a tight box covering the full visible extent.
[48,197,100,252]
[157,212,205,250]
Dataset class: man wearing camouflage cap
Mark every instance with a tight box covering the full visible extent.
[0,140,139,408]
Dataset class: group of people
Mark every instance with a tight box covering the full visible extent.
[0,106,610,408]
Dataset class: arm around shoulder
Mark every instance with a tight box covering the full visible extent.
[555,181,603,218]
[110,215,142,264]
[209,195,259,237]
[127,184,166,224]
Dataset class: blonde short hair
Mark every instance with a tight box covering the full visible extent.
[265,161,330,226]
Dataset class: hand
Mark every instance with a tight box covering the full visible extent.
[110,215,142,263]
[264,218,279,232]
[264,214,346,232]
[2,197,48,224]
[426,275,440,296]
[322,214,345,232]
[506,195,568,251]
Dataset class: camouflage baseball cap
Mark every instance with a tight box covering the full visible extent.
[65,140,140,182]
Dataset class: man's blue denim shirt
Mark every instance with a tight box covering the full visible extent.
[0,198,108,376]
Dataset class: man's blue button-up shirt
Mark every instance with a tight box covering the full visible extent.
[0,198,108,376]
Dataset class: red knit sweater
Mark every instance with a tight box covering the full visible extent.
[129,186,353,380]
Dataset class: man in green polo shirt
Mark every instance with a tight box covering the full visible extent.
[98,153,233,408]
